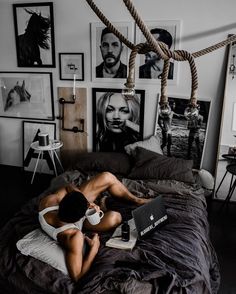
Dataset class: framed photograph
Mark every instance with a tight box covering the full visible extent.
[59,53,84,81]
[22,120,56,173]
[13,2,55,67]
[135,20,181,85]
[154,95,211,169]
[0,71,54,120]
[90,22,134,82]
[92,88,145,152]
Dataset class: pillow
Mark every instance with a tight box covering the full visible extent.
[128,147,194,183]
[71,152,132,175]
[124,135,163,156]
[16,229,68,275]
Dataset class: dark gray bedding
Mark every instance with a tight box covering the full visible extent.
[0,170,220,294]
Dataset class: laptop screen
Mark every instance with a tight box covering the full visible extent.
[131,196,168,239]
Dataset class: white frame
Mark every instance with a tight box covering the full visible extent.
[59,53,84,81]
[154,94,211,169]
[135,20,181,85]
[90,21,134,83]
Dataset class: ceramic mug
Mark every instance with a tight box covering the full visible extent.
[85,208,104,225]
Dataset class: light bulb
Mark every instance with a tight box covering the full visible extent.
[121,87,135,98]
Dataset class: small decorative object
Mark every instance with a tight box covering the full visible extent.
[92,87,145,152]
[59,53,84,81]
[121,221,130,242]
[23,120,56,173]
[0,71,54,120]
[38,132,49,146]
[13,2,55,68]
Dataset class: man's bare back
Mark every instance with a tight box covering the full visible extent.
[38,172,149,281]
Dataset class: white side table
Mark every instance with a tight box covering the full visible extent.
[30,140,64,184]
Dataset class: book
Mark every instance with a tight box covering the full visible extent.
[105,219,138,250]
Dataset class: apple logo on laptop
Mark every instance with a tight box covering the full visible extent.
[150,214,154,221]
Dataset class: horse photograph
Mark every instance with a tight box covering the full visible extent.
[4,80,31,112]
[0,72,54,120]
[13,3,55,67]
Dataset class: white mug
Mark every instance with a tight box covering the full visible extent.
[85,208,104,225]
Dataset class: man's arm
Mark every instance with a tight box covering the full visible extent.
[60,230,100,282]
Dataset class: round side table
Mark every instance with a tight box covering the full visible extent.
[30,140,64,184]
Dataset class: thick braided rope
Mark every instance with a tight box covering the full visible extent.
[86,0,135,50]
[160,60,170,105]
[125,42,198,104]
[85,0,236,104]
[122,0,169,60]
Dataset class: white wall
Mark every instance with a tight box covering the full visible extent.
[0,0,235,172]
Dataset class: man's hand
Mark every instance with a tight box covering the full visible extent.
[85,233,100,254]
[88,202,101,212]
[125,119,139,133]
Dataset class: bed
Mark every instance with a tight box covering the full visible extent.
[0,146,220,294]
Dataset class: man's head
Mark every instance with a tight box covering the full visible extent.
[58,191,88,223]
[100,27,123,68]
[159,103,172,117]
[145,28,173,63]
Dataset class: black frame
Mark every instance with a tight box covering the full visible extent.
[92,88,145,152]
[13,2,55,68]
[22,120,56,172]
[59,53,85,81]
[154,94,211,169]
[0,71,54,120]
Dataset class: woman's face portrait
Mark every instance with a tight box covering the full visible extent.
[105,93,131,133]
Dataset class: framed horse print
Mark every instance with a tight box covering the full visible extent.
[13,2,55,67]
[0,71,54,120]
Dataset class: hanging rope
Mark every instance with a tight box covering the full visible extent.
[85,0,236,105]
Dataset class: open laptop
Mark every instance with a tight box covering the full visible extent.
[131,195,168,239]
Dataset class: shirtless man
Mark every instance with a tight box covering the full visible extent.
[38,172,149,281]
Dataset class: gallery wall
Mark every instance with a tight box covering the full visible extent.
[0,0,236,173]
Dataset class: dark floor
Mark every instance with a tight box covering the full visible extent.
[0,164,235,293]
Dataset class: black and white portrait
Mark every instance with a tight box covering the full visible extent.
[135,20,180,84]
[13,2,55,67]
[154,95,211,169]
[91,22,134,82]
[92,88,145,152]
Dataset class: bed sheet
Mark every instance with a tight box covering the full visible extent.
[0,170,220,294]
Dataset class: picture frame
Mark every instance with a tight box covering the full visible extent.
[0,71,54,120]
[22,120,56,173]
[90,22,134,83]
[59,53,84,81]
[13,2,55,67]
[92,88,145,152]
[135,20,181,85]
[154,94,211,169]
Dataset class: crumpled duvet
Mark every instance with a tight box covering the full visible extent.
[0,170,220,294]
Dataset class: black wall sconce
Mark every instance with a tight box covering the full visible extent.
[57,97,85,133]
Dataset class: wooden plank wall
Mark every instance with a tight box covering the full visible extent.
[58,87,87,169]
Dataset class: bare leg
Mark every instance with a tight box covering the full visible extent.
[80,172,150,205]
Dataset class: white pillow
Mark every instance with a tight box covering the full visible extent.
[16,228,68,275]
[198,169,215,190]
[124,135,163,156]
